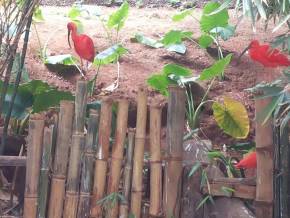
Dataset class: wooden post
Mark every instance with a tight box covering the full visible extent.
[149,105,162,217]
[78,110,100,218]
[130,88,148,218]
[91,99,113,218]
[37,125,55,218]
[73,80,88,134]
[63,134,85,218]
[106,100,129,218]
[23,115,45,218]
[48,101,74,218]
[119,129,135,218]
[163,85,186,218]
[255,69,275,218]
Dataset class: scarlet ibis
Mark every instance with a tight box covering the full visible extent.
[67,22,95,75]
[235,151,257,169]
[239,40,290,67]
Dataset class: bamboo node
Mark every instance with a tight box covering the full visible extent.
[149,160,162,164]
[51,174,66,180]
[24,194,37,198]
[254,200,273,207]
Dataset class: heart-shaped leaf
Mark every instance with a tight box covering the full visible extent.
[160,30,192,46]
[147,74,172,96]
[94,44,128,65]
[172,9,194,22]
[212,97,250,139]
[107,1,129,30]
[198,34,214,48]
[45,54,79,66]
[163,64,192,76]
[134,33,163,48]
[200,2,229,32]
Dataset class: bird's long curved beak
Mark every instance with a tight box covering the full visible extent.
[67,29,72,48]
[236,44,251,65]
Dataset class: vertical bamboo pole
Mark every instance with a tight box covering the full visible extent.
[63,79,87,218]
[255,69,275,218]
[163,85,186,218]
[91,99,113,218]
[48,101,74,218]
[37,125,54,218]
[63,134,85,218]
[130,88,148,218]
[78,110,100,218]
[23,115,45,218]
[105,100,129,218]
[74,80,88,134]
[149,105,162,217]
[119,129,135,218]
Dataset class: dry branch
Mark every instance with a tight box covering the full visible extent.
[130,88,148,218]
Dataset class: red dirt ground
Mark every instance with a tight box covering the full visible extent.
[26,6,285,147]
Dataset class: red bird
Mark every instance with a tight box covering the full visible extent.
[67,22,95,73]
[244,40,290,68]
[235,151,257,169]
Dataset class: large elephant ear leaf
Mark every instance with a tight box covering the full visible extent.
[200,2,229,32]
[212,97,250,139]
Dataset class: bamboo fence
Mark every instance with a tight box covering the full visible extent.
[106,99,129,218]
[48,101,74,218]
[23,115,45,218]
[130,88,148,218]
[91,99,113,218]
[3,83,286,218]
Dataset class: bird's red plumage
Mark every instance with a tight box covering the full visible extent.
[235,151,257,169]
[249,40,290,68]
[67,22,95,62]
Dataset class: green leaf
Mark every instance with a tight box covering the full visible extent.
[33,6,45,22]
[163,64,192,76]
[172,9,194,22]
[160,30,192,46]
[0,81,33,119]
[45,54,79,66]
[33,89,74,113]
[199,54,232,80]
[273,14,290,33]
[147,74,172,96]
[200,2,229,32]
[68,6,82,20]
[188,162,201,177]
[107,1,129,30]
[166,43,187,54]
[19,80,51,96]
[210,25,235,41]
[93,44,128,65]
[212,97,250,139]
[221,186,235,197]
[134,33,163,48]
[205,0,231,16]
[198,34,214,48]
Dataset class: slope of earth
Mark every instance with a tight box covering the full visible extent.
[25,5,284,147]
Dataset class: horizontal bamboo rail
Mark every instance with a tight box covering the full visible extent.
[202,178,256,199]
[0,156,26,166]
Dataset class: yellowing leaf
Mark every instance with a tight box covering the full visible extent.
[212,97,250,139]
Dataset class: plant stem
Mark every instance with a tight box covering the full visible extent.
[0,11,33,155]
[33,23,43,60]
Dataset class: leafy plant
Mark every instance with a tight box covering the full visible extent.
[97,192,125,211]
[0,80,74,119]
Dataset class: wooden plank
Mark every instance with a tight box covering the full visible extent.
[0,156,26,166]
[203,178,256,200]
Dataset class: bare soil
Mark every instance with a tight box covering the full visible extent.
[26,5,284,146]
